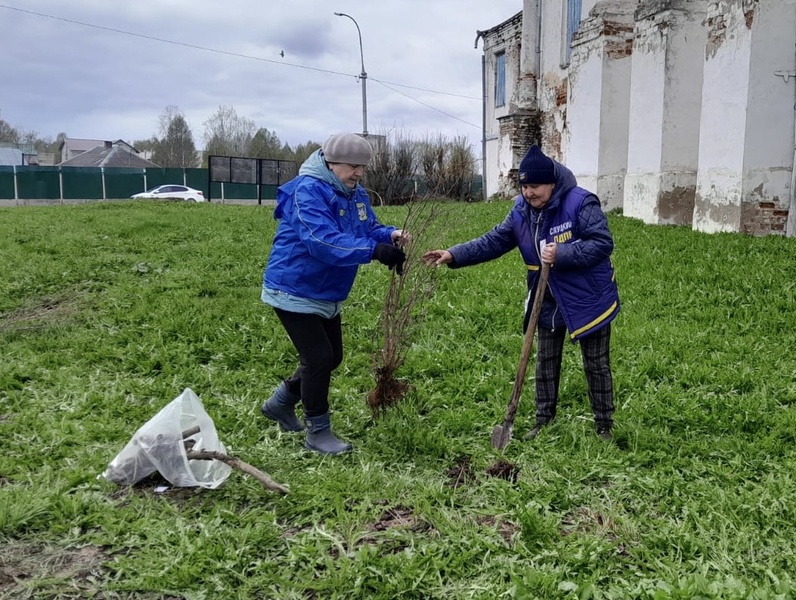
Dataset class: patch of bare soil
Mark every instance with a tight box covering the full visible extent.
[0,541,107,597]
[485,459,520,483]
[348,505,435,557]
[0,538,187,598]
[0,294,82,333]
[560,506,619,541]
[445,455,476,488]
[475,515,521,546]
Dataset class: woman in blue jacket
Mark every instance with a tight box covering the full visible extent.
[423,145,619,441]
[261,133,407,455]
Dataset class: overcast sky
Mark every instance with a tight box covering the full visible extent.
[0,1,520,152]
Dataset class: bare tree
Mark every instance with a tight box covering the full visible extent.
[0,112,53,155]
[203,105,256,157]
[159,116,198,168]
[0,111,20,145]
[151,106,198,168]
[364,130,418,205]
[418,134,477,201]
[156,106,182,138]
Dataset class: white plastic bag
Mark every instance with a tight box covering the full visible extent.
[101,388,232,489]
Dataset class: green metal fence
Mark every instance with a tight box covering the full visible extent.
[0,165,484,204]
[0,166,279,202]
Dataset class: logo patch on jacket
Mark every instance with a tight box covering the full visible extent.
[549,220,573,243]
[357,203,367,221]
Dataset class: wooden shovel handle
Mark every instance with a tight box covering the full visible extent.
[500,263,550,427]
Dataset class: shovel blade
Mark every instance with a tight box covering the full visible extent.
[491,423,513,450]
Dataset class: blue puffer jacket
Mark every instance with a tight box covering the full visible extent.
[263,150,395,302]
[448,160,619,340]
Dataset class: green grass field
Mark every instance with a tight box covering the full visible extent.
[1,200,796,599]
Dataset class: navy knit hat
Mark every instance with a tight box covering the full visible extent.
[518,145,556,185]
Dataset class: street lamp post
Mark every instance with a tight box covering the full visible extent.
[334,12,368,136]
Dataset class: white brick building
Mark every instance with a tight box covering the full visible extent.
[479,0,796,236]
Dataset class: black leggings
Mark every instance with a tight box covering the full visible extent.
[274,308,344,418]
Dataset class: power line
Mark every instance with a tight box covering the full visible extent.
[371,78,479,100]
[0,3,481,102]
[372,80,479,129]
[0,3,352,79]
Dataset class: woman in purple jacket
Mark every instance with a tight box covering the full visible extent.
[423,145,619,441]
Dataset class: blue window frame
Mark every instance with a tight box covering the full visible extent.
[565,0,583,63]
[495,52,506,107]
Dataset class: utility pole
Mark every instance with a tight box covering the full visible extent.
[334,12,368,136]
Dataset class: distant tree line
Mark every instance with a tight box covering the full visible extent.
[132,105,322,169]
[1,106,479,203]
[0,106,320,168]
[0,110,65,158]
[138,107,479,203]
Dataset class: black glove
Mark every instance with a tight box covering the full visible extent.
[372,243,406,275]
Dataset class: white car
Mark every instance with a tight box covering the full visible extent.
[131,185,206,202]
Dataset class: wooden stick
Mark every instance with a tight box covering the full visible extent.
[491,263,550,450]
[186,449,289,495]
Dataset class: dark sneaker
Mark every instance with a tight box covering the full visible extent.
[524,423,545,440]
[596,425,612,442]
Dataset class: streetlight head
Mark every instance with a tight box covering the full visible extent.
[334,12,343,16]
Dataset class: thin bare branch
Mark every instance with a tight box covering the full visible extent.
[186,450,289,495]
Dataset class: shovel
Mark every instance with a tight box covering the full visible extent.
[491,262,550,450]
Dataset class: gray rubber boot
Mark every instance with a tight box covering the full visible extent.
[304,413,352,455]
[261,382,304,432]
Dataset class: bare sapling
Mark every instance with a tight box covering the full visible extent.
[367,198,451,417]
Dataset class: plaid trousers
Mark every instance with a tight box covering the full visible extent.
[534,324,614,427]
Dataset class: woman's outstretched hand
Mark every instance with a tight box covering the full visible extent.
[422,250,453,267]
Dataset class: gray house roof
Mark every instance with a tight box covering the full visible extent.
[0,147,23,166]
[58,141,160,168]
[58,137,105,153]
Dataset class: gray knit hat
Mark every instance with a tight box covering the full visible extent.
[322,133,373,165]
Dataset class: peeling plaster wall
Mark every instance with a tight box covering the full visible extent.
[567,1,635,210]
[538,73,568,162]
[625,1,707,225]
[537,0,569,162]
[740,0,795,236]
[695,0,795,235]
[480,0,794,236]
[624,9,665,223]
[694,2,752,233]
[566,49,603,185]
